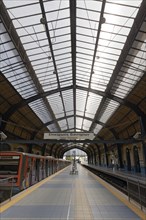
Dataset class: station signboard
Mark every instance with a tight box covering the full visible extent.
[44,132,95,140]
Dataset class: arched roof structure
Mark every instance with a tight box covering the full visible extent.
[0,0,146,156]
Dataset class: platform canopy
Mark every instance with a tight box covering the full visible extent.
[0,0,146,154]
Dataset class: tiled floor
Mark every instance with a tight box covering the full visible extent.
[1,165,141,220]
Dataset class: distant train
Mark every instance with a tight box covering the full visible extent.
[0,151,71,202]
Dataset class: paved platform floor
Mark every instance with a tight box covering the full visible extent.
[1,164,142,220]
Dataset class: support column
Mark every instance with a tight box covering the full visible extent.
[28,144,33,153]
[140,116,146,174]
[41,144,46,156]
[104,144,109,167]
[0,116,5,131]
[91,150,94,164]
[49,144,56,156]
[142,141,146,174]
[97,145,101,166]
[94,151,97,165]
[117,144,123,168]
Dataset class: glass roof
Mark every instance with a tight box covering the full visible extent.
[1,0,145,138]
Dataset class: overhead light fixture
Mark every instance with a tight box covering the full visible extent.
[101,17,106,24]
[40,17,46,25]
[0,131,7,140]
[48,56,51,60]
[53,70,56,74]
[96,56,100,59]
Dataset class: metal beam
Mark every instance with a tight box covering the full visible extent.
[0,138,142,145]
[3,85,144,123]
[70,0,76,131]
[39,0,69,130]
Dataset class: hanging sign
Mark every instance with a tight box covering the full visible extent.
[44,132,95,140]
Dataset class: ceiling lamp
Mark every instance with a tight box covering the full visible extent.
[40,17,47,25]
[101,17,106,24]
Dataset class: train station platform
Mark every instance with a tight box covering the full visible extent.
[82,163,146,179]
[0,164,145,220]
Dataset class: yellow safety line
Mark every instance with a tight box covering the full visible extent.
[0,166,69,213]
[89,170,146,220]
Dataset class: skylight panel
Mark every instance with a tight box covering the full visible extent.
[62,90,73,112]
[97,45,121,56]
[77,26,97,39]
[53,40,71,51]
[94,64,114,73]
[58,120,67,130]
[86,93,102,116]
[76,61,91,69]
[77,33,95,45]
[77,53,92,60]
[99,99,120,123]
[91,69,111,90]
[6,2,40,14]
[50,26,70,38]
[77,7,100,21]
[76,80,89,88]
[29,99,52,124]
[46,9,69,23]
[77,0,102,13]
[91,84,107,92]
[100,31,127,43]
[76,90,87,114]
[76,117,83,130]
[94,124,103,135]
[44,0,69,11]
[47,124,58,132]
[60,81,72,87]
[107,1,141,7]
[67,117,74,129]
[76,40,95,51]
[96,51,119,62]
[102,23,130,36]
[76,75,90,82]
[47,93,64,116]
[83,119,92,130]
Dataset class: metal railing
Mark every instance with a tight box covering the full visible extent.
[83,164,146,211]
[127,177,146,211]
[0,177,14,203]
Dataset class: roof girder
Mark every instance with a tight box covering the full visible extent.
[70,0,76,131]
